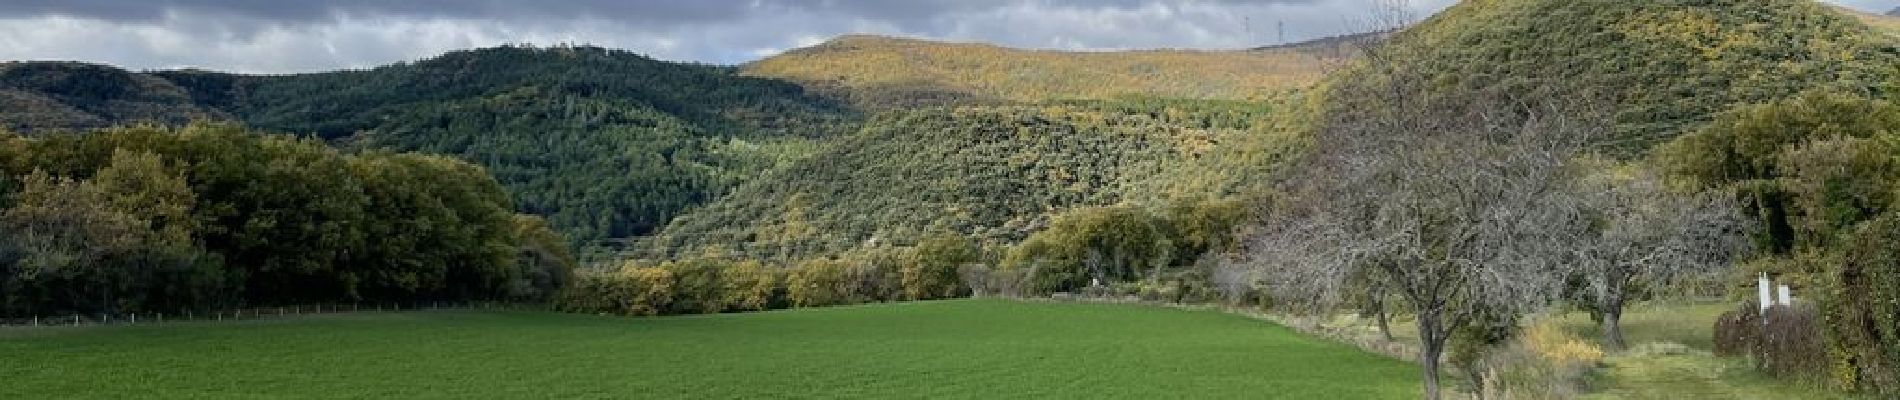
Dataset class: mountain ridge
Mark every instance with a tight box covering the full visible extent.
[741,34,1333,109]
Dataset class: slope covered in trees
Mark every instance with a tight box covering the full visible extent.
[187,46,859,252]
[1350,0,1900,151]
[0,62,226,133]
[741,35,1329,109]
[157,45,857,141]
[0,46,860,252]
[644,97,1306,261]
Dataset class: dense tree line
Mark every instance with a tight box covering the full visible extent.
[564,198,1253,317]
[352,85,818,255]
[1003,199,1250,294]
[182,45,859,253]
[0,123,575,317]
[558,234,979,316]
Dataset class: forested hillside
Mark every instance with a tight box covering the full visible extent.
[156,46,857,140]
[741,35,1328,109]
[1355,0,1900,151]
[0,62,227,133]
[0,46,860,252]
[644,97,1307,260]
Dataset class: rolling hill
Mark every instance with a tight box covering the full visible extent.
[0,62,227,133]
[10,0,1899,263]
[642,97,1309,260]
[650,0,1900,260]
[1855,6,1900,35]
[2,40,1331,259]
[1336,0,1900,151]
[0,46,860,253]
[741,35,1331,109]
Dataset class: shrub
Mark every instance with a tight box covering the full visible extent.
[952,263,1034,299]
[1475,319,1602,400]
[721,260,779,312]
[1714,301,1829,384]
[553,264,676,316]
[663,258,726,315]
[903,234,976,300]
[1712,303,1758,357]
[957,264,992,297]
[616,267,676,316]
[787,258,852,307]
[847,257,901,303]
[1004,206,1173,294]
[1824,214,1900,393]
[554,272,615,314]
[1761,303,1829,382]
[1452,310,1522,394]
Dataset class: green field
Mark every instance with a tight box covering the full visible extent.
[0,299,1418,399]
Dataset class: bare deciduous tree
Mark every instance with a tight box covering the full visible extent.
[1245,35,1609,397]
[1569,165,1752,350]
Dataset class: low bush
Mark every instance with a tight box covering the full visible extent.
[1474,320,1604,400]
[561,250,1002,317]
[962,265,1032,298]
[903,234,976,300]
[1713,301,1829,384]
[787,258,853,307]
[846,257,902,304]
[556,265,676,316]
[721,260,779,311]
[664,259,726,315]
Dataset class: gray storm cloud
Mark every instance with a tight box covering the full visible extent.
[0,0,1889,73]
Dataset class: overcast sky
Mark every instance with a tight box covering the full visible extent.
[0,0,1893,74]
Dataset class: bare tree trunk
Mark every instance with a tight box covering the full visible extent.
[1600,273,1628,351]
[1602,308,1625,351]
[1373,294,1394,341]
[1417,312,1444,400]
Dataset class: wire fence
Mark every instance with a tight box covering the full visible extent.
[0,301,553,329]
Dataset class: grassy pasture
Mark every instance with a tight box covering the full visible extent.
[0,299,1418,399]
[1551,301,1863,400]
